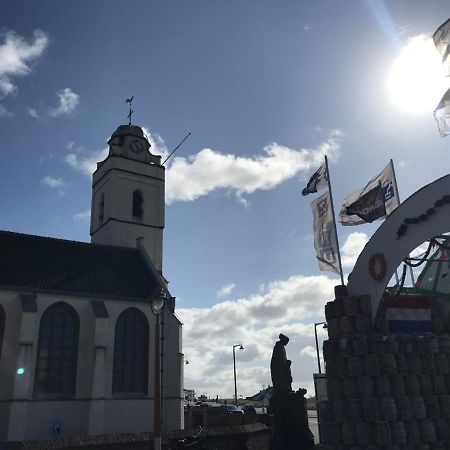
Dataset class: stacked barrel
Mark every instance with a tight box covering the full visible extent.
[319,292,450,449]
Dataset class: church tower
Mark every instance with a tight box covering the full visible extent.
[90,124,165,272]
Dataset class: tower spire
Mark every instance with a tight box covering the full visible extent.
[125,96,134,125]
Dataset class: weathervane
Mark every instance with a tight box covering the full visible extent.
[125,96,134,125]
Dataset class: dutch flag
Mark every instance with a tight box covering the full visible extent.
[385,295,433,333]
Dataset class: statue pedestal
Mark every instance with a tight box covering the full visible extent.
[268,389,314,450]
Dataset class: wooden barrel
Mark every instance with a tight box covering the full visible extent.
[340,316,355,337]
[323,339,339,361]
[327,377,343,399]
[358,295,372,314]
[433,374,447,395]
[438,334,450,352]
[336,358,347,378]
[434,417,450,440]
[374,375,391,397]
[411,396,426,420]
[347,356,364,377]
[438,394,450,418]
[379,397,397,421]
[390,421,406,445]
[355,422,371,446]
[353,334,368,355]
[334,296,344,315]
[406,353,422,374]
[434,353,449,375]
[419,418,437,443]
[327,319,341,339]
[320,420,342,445]
[372,421,392,447]
[385,335,399,353]
[404,419,420,444]
[325,301,337,321]
[342,377,358,398]
[423,395,440,419]
[426,335,439,353]
[417,335,427,353]
[395,353,408,374]
[343,296,359,316]
[325,359,337,376]
[421,353,436,375]
[368,335,385,354]
[365,354,381,375]
[318,400,333,421]
[361,397,379,421]
[342,422,357,446]
[419,374,433,395]
[354,314,371,333]
[339,338,353,357]
[396,396,412,420]
[357,375,374,398]
[404,374,420,396]
[332,399,347,423]
[380,353,397,375]
[390,374,406,397]
[398,335,413,353]
[347,398,362,422]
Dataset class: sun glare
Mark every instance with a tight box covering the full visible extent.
[387,35,449,113]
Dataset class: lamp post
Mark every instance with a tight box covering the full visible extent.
[151,288,168,450]
[232,344,244,405]
[314,322,327,374]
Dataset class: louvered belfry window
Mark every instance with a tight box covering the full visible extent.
[113,308,149,394]
[132,190,143,218]
[34,303,79,396]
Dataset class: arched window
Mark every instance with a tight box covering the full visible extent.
[0,305,5,362]
[99,192,105,223]
[113,308,149,394]
[132,190,143,218]
[34,303,79,396]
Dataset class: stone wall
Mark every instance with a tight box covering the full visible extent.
[319,290,450,449]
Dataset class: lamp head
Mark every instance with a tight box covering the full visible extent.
[239,345,244,351]
[150,287,168,315]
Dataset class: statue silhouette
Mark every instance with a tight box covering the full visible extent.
[270,333,292,393]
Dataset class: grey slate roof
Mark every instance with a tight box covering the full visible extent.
[0,230,161,300]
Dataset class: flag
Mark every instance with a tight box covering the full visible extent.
[433,17,450,77]
[434,87,450,137]
[385,295,433,333]
[346,184,386,223]
[339,162,399,226]
[311,191,339,274]
[302,163,328,196]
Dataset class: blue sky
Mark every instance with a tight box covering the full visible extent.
[2,0,450,398]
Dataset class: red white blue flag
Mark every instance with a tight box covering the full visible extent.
[385,295,433,333]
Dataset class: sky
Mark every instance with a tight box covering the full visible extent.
[1,0,450,399]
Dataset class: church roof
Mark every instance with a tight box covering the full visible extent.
[0,230,161,300]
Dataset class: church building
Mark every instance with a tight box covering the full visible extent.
[0,124,184,440]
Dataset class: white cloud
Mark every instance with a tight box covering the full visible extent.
[65,147,108,175]
[166,130,342,204]
[341,232,369,269]
[41,176,65,188]
[217,283,236,299]
[27,107,39,118]
[300,345,317,358]
[73,209,91,222]
[178,273,335,397]
[49,88,80,117]
[0,104,13,117]
[0,29,48,97]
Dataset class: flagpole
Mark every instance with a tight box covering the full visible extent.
[390,159,415,285]
[325,155,345,286]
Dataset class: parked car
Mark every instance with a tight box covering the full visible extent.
[241,404,257,414]
[219,404,244,415]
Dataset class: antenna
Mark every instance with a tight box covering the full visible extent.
[162,132,192,165]
[125,96,134,125]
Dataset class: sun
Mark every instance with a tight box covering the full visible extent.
[387,35,449,113]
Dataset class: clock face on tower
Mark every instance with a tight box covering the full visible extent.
[128,138,146,154]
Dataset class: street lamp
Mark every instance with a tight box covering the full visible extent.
[151,287,168,450]
[232,344,244,406]
[314,322,327,374]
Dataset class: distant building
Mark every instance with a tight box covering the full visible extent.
[246,386,273,402]
[184,389,196,404]
[0,124,184,440]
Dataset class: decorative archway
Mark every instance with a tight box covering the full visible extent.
[347,173,450,320]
